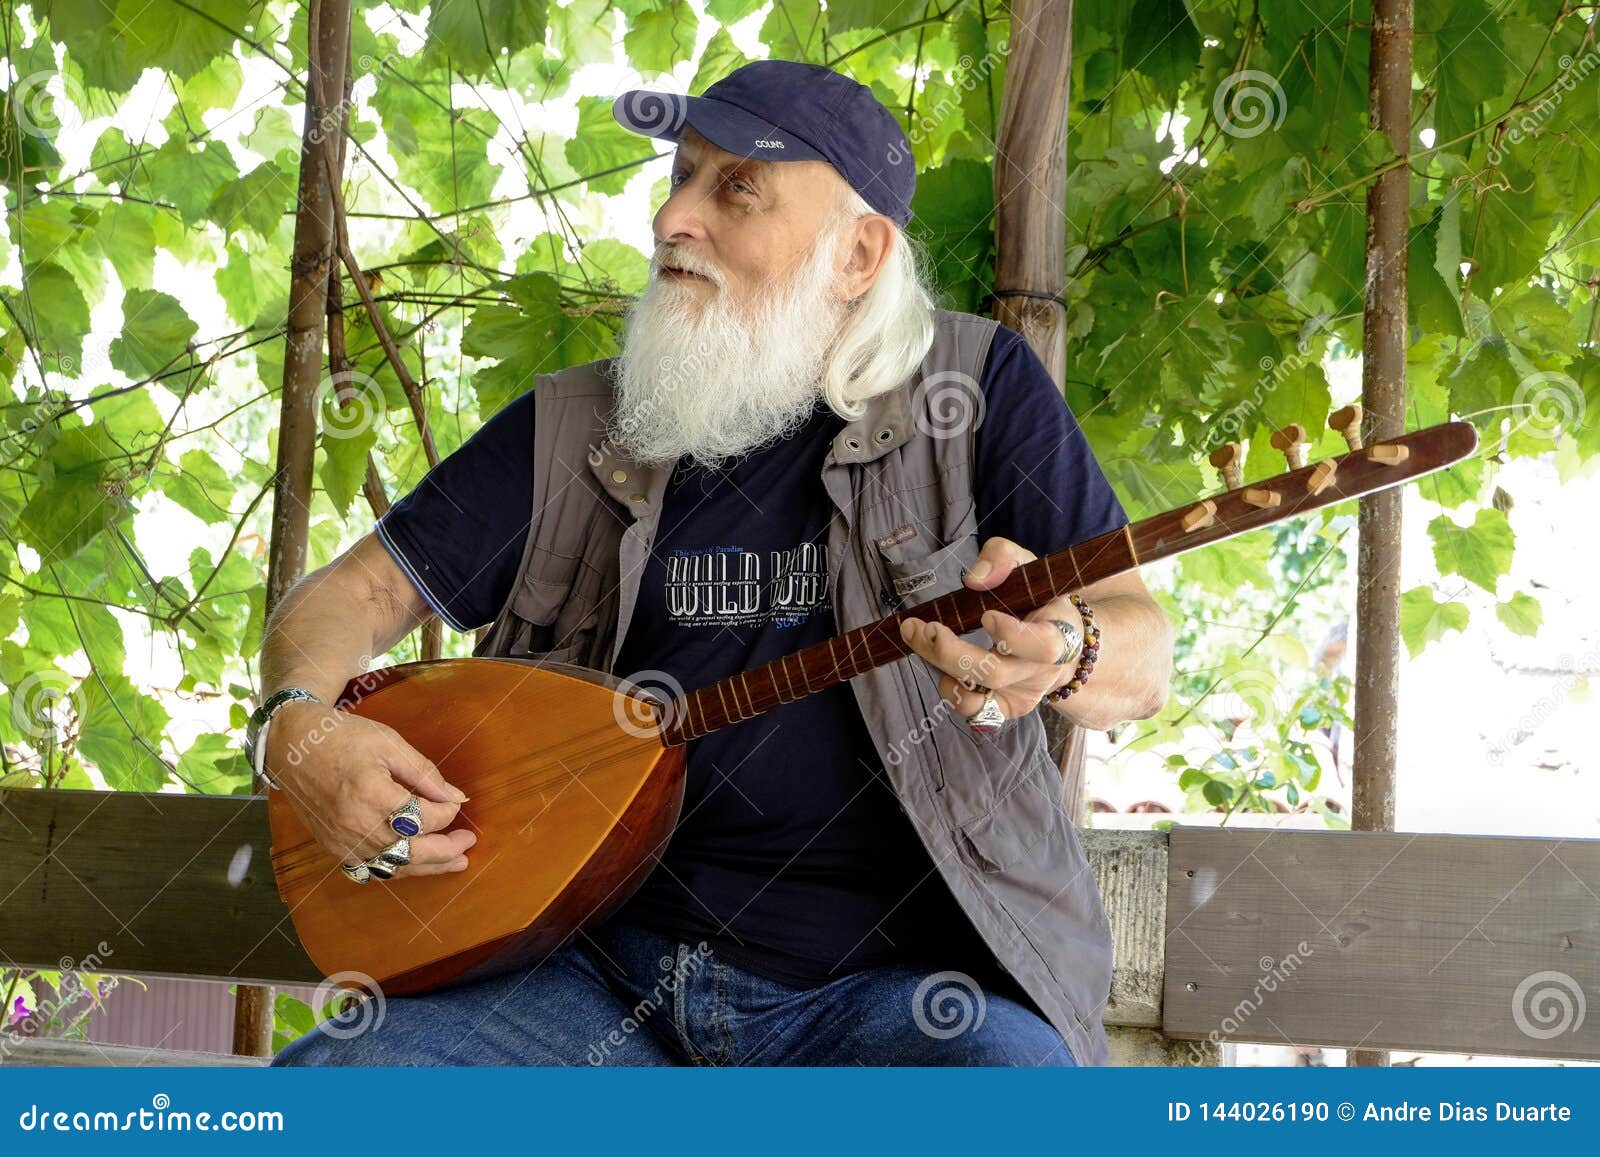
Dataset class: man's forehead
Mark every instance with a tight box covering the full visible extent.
[675,126,773,176]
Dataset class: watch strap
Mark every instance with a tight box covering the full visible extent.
[245,687,322,789]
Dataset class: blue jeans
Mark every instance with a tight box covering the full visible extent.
[271,918,1076,1067]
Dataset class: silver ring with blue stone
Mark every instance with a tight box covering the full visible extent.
[387,794,424,838]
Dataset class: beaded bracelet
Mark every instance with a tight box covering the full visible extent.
[1044,594,1099,703]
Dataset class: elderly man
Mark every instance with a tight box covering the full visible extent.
[265,60,1172,1068]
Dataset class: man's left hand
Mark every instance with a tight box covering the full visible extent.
[897,536,1077,727]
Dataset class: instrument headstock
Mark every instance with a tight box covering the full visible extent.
[1159,411,1473,557]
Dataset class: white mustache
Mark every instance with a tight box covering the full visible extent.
[653,245,727,288]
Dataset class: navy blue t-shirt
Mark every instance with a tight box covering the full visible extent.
[376,324,1128,987]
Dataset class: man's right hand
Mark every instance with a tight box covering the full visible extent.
[264,700,477,879]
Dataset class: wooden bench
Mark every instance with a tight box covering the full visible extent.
[3,790,1597,1065]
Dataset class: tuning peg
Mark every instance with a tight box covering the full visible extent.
[1208,441,1243,490]
[1242,486,1282,509]
[1306,459,1338,496]
[1329,405,1363,451]
[1270,423,1307,469]
[1368,442,1410,466]
[1181,498,1218,532]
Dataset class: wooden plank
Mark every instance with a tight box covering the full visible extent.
[0,791,1170,1018]
[1,1038,267,1067]
[0,789,319,985]
[1164,826,1600,1059]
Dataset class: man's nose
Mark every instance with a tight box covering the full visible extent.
[653,184,707,245]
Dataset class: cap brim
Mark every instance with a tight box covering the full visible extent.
[613,91,828,164]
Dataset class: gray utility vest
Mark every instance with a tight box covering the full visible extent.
[474,307,1113,1066]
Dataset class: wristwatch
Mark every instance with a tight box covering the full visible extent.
[243,687,323,790]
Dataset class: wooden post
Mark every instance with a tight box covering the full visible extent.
[1349,0,1411,1069]
[991,0,1087,817]
[235,0,354,1059]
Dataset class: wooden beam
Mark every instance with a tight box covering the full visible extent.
[0,791,1167,1024]
[990,0,1097,823]
[248,0,356,1062]
[0,790,320,986]
[1,1038,268,1067]
[1351,0,1413,1069]
[1164,826,1600,1060]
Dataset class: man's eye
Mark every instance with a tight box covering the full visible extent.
[728,180,753,194]
[670,171,688,187]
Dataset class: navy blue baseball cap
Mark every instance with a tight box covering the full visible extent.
[612,60,916,227]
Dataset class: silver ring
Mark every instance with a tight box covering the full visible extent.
[967,690,1006,734]
[366,857,398,881]
[387,794,423,837]
[363,837,410,880]
[341,861,372,885]
[1048,618,1081,665]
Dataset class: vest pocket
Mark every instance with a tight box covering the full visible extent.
[876,532,980,608]
[951,745,1059,873]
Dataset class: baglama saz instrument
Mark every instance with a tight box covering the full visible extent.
[268,415,1478,994]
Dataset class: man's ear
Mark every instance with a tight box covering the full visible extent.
[840,213,895,300]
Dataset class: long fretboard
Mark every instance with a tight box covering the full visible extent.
[653,420,1478,746]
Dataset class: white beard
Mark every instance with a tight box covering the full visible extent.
[608,225,850,469]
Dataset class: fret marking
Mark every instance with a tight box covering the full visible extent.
[1123,523,1140,566]
[782,654,797,702]
[738,671,757,718]
[828,636,842,682]
[715,680,735,723]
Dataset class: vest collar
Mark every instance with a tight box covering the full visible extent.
[829,380,915,465]
[588,378,918,503]
[587,437,670,517]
